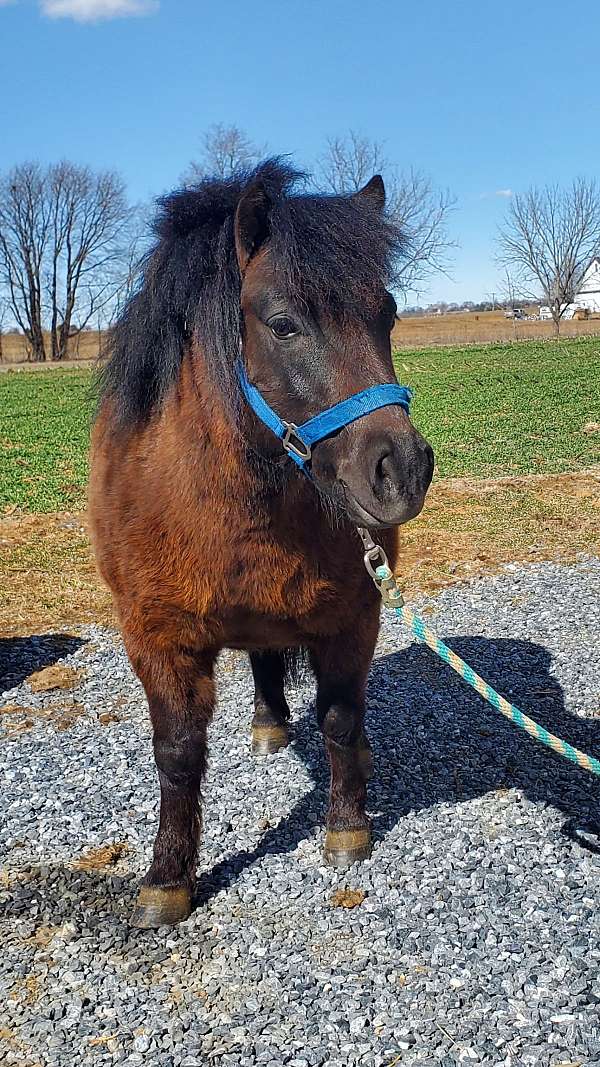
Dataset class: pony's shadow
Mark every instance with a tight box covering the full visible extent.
[0,634,85,692]
[197,636,600,905]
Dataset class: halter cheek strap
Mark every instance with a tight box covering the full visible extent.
[236,359,413,473]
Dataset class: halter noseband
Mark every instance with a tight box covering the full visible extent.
[236,359,413,473]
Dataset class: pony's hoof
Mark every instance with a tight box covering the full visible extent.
[251,724,289,755]
[130,885,192,929]
[323,827,372,868]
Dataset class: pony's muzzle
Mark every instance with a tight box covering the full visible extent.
[335,428,434,528]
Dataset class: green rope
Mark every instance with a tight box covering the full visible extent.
[375,564,600,778]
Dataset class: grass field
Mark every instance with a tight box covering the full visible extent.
[1,336,598,513]
[401,336,600,478]
[0,369,93,511]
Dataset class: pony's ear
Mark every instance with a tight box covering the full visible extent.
[354,174,386,212]
[234,182,272,273]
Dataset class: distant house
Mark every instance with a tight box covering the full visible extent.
[573,257,600,313]
[539,257,600,319]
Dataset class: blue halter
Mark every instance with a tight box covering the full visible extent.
[237,359,413,473]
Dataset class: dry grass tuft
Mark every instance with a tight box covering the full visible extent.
[330,887,366,909]
[72,842,129,871]
[88,1033,120,1048]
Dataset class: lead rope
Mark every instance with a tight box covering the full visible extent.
[357,527,600,778]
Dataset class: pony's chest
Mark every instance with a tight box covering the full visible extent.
[213,540,345,644]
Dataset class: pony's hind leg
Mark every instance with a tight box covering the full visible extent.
[124,622,217,928]
[250,650,291,755]
[310,618,378,868]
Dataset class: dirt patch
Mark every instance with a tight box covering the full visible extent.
[0,510,113,637]
[0,700,87,736]
[395,467,600,597]
[52,704,87,731]
[98,710,120,726]
[0,469,598,636]
[0,707,42,737]
[9,976,40,1006]
[27,663,83,692]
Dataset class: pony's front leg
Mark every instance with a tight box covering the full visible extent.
[310,615,379,868]
[125,626,217,928]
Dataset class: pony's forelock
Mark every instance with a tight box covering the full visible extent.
[99,158,405,426]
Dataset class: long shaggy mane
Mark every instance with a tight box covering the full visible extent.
[99,159,405,425]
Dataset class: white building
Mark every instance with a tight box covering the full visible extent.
[539,257,600,319]
[573,257,600,313]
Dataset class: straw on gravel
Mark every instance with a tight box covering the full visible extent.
[2,557,600,1067]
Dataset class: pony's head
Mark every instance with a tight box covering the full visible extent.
[234,166,433,527]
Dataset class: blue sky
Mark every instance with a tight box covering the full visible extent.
[1,0,598,303]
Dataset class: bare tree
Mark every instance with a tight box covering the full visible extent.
[319,131,387,194]
[317,131,456,298]
[499,268,530,310]
[497,178,600,335]
[498,269,524,337]
[0,163,49,360]
[0,161,139,361]
[47,163,139,359]
[183,124,265,184]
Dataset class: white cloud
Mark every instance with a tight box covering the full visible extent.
[480,188,513,200]
[41,0,158,21]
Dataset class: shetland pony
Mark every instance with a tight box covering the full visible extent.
[90,161,433,927]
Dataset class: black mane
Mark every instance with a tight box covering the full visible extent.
[100,159,405,425]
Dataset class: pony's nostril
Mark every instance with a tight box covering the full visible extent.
[373,447,395,496]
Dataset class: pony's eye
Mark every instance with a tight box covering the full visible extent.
[269,316,299,339]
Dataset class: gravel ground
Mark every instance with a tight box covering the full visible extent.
[2,557,600,1067]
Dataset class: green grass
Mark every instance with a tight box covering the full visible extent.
[394,335,600,478]
[1,336,599,512]
[0,369,93,512]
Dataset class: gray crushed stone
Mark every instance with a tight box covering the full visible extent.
[2,556,600,1067]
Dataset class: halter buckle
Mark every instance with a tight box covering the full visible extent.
[282,423,311,462]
